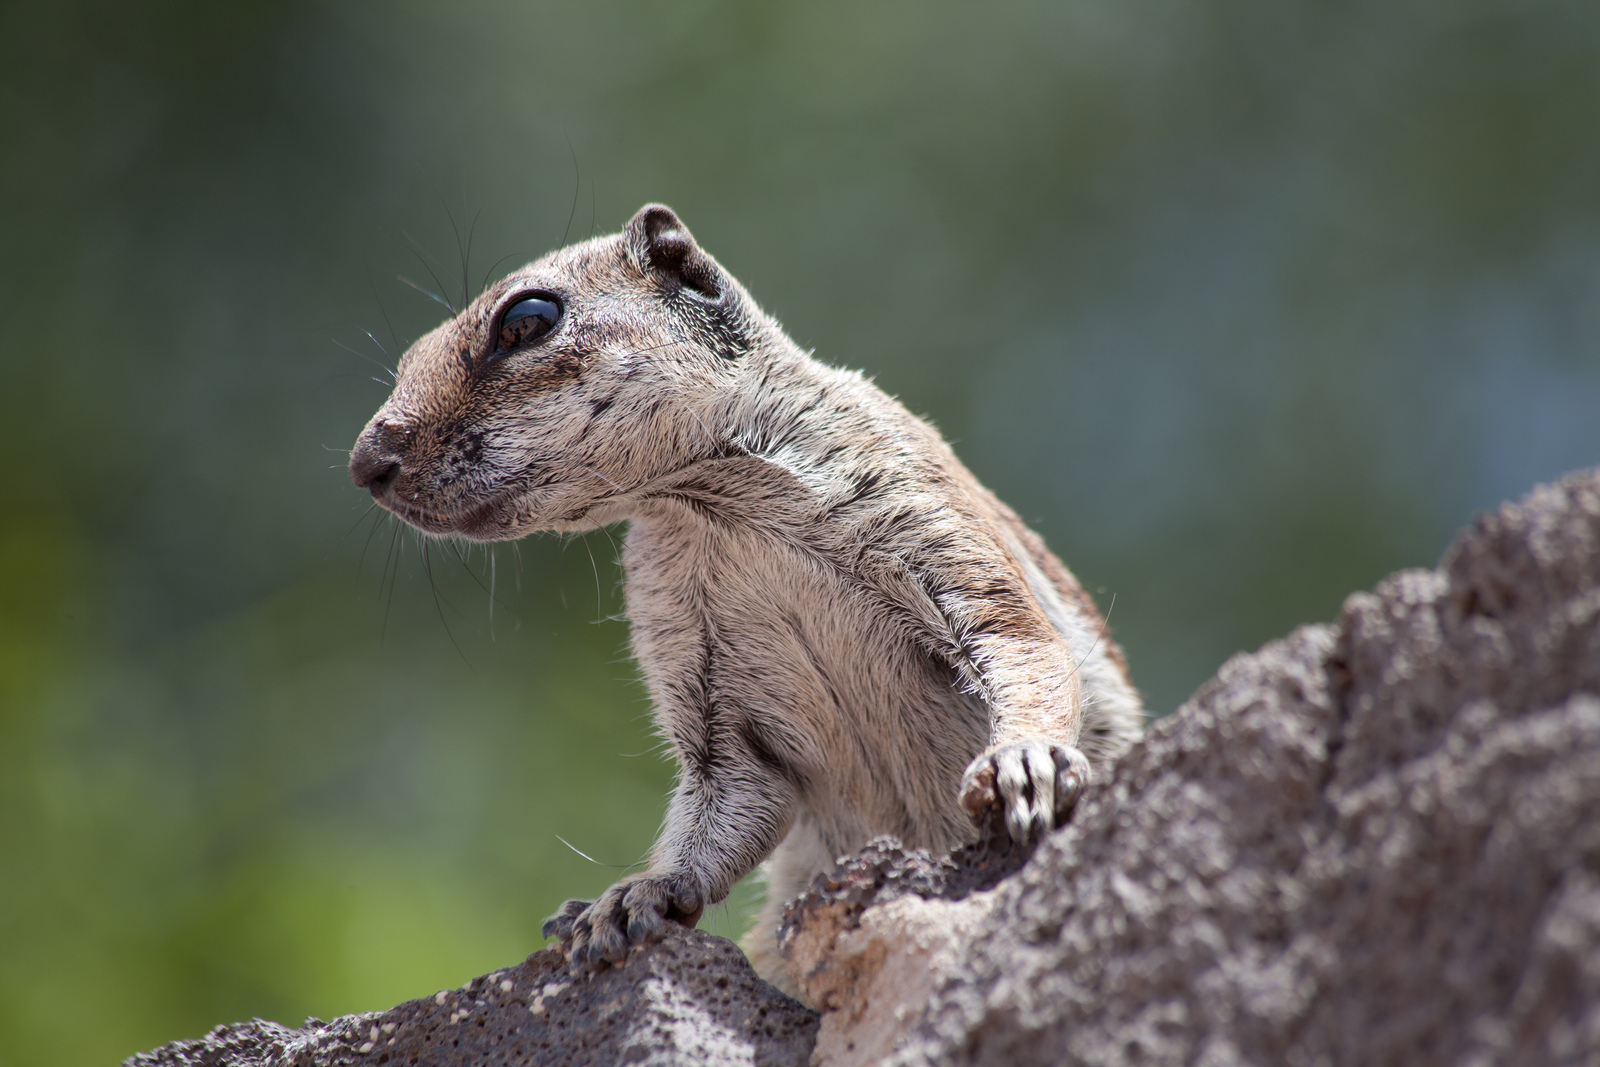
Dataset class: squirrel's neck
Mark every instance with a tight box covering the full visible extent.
[707,346,881,467]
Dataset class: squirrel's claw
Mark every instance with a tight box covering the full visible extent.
[543,872,705,973]
[960,741,1091,842]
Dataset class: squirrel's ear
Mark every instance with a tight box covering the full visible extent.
[624,204,720,298]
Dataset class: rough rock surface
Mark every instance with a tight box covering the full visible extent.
[126,469,1600,1067]
[782,468,1600,1066]
[124,925,817,1067]
[777,824,1032,1064]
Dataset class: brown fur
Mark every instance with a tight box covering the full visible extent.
[350,205,1145,991]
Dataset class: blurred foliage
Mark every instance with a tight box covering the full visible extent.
[1,1,1598,1063]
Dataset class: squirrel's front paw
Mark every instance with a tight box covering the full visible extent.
[959,741,1091,843]
[541,871,704,971]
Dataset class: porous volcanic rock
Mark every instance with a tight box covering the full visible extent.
[782,468,1600,1067]
[124,924,817,1067]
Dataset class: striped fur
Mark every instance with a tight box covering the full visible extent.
[350,205,1145,991]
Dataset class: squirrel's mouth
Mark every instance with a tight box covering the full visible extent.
[447,494,525,541]
[380,497,459,535]
[375,464,668,542]
[371,492,505,540]
[428,488,541,542]
[365,465,533,539]
[375,478,597,542]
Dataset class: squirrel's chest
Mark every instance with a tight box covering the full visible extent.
[619,514,950,716]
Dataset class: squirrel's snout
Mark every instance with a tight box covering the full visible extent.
[349,422,404,494]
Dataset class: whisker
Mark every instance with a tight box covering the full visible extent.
[332,338,396,383]
[553,833,639,870]
[363,331,396,366]
[580,465,625,492]
[1069,592,1116,682]
[368,272,405,356]
[562,132,580,247]
[477,251,521,298]
[355,504,386,578]
[460,205,482,310]
[596,522,622,564]
[398,275,453,313]
[380,518,403,649]
[396,227,459,314]
[420,532,472,669]
[438,192,476,311]
[681,403,724,455]
[580,533,604,621]
[344,499,378,535]
[444,537,521,624]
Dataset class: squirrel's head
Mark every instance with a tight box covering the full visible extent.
[349,205,764,540]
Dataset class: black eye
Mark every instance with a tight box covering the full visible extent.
[492,294,561,358]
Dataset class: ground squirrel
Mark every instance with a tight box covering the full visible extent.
[349,205,1145,988]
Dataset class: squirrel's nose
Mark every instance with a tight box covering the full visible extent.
[350,421,404,493]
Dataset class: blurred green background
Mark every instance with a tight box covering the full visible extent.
[2,0,1598,1062]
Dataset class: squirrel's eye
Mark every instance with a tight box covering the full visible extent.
[493,295,561,358]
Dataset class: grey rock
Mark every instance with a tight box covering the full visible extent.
[785,468,1600,1067]
[124,925,817,1067]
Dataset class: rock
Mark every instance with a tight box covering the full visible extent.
[782,468,1600,1067]
[124,925,818,1067]
[778,829,1031,1065]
